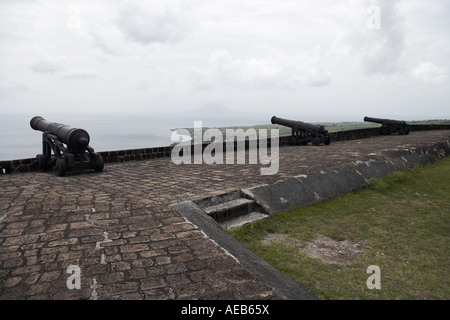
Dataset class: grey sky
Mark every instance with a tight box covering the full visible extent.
[0,0,449,122]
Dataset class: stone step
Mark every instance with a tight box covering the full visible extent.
[220,212,269,230]
[195,190,242,208]
[203,198,257,223]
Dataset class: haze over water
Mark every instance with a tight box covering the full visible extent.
[0,107,271,161]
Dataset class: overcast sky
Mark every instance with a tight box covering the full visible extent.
[0,0,449,122]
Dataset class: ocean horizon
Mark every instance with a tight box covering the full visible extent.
[0,111,273,161]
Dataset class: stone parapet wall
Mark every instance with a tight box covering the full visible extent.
[1,124,449,174]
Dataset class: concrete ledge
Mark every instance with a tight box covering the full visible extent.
[244,141,450,215]
[172,200,318,300]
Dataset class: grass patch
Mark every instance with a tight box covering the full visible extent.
[229,157,450,300]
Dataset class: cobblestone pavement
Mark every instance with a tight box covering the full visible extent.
[1,130,449,300]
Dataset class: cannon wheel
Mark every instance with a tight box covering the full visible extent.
[289,136,297,145]
[311,137,321,146]
[92,153,104,172]
[55,158,66,177]
[36,154,47,170]
[324,134,331,145]
[379,126,391,135]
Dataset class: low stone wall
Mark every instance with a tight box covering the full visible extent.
[0,158,35,174]
[329,127,380,141]
[409,124,450,131]
[243,140,450,215]
[1,124,449,174]
[98,146,172,163]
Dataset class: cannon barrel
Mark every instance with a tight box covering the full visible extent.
[364,116,406,126]
[271,116,327,134]
[30,116,90,150]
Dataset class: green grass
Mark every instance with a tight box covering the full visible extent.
[229,157,450,300]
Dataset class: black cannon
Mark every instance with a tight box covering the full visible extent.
[364,116,409,135]
[30,116,104,176]
[271,116,331,146]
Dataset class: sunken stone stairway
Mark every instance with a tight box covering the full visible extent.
[194,191,269,230]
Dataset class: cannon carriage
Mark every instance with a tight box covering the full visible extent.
[30,116,104,176]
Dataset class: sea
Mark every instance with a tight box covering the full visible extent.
[0,111,271,161]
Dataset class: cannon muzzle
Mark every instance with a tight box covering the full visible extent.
[30,116,90,150]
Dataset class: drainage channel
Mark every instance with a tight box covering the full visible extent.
[193,190,269,230]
